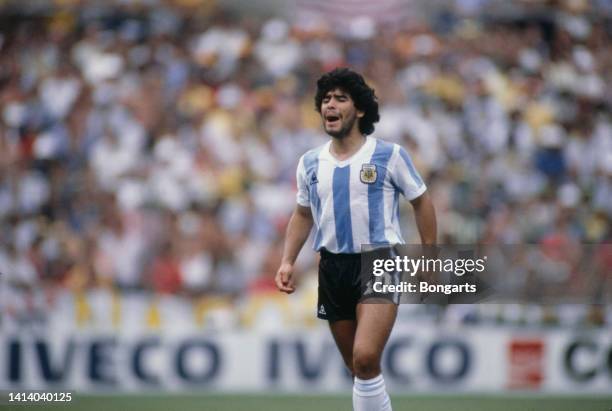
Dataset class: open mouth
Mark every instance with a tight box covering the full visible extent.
[325,114,340,125]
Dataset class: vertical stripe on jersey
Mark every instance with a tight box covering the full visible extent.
[303,149,323,249]
[382,179,400,244]
[332,165,353,252]
[399,148,424,187]
[368,140,394,245]
[393,190,400,226]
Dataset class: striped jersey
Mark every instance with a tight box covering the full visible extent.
[296,136,426,254]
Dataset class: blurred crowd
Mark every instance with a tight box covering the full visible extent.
[0,0,610,331]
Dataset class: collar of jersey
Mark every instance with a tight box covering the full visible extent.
[322,136,374,168]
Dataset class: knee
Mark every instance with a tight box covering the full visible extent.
[340,354,354,375]
[352,348,381,379]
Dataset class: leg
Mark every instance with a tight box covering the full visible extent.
[319,253,359,375]
[351,302,397,411]
[352,302,397,379]
[329,319,357,375]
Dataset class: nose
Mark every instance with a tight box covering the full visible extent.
[324,98,336,111]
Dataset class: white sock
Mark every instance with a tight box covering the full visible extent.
[352,374,392,411]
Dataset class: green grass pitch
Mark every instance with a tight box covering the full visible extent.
[4,394,610,411]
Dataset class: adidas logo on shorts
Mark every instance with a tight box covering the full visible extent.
[318,304,326,315]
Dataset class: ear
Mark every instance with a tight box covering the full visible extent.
[356,109,365,118]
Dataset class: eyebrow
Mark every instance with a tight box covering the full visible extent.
[324,91,349,98]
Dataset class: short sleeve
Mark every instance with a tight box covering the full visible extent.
[296,155,310,207]
[390,145,427,200]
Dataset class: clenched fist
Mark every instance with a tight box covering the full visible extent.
[275,262,296,294]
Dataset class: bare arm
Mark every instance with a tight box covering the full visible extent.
[411,191,437,292]
[410,191,437,246]
[275,204,314,294]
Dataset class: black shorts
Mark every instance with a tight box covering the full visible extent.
[317,247,400,322]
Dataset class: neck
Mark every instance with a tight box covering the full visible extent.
[329,131,366,160]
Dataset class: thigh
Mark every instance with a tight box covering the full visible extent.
[329,319,357,373]
[353,302,398,358]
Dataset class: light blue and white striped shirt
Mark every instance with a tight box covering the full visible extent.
[296,136,426,254]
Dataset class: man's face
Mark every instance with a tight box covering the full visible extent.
[320,88,364,139]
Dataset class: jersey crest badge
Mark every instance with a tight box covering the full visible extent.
[360,164,377,184]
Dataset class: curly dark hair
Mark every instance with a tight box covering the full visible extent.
[314,67,380,136]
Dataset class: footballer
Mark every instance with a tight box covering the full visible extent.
[275,68,437,411]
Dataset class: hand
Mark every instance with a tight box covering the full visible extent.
[275,262,296,294]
